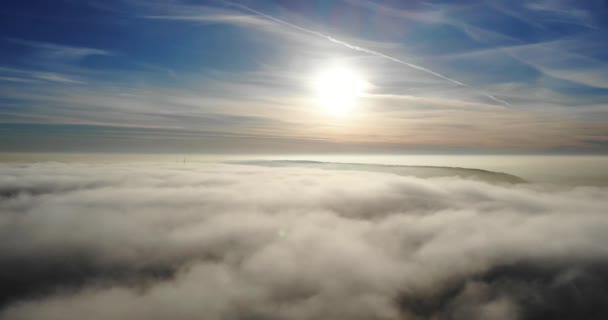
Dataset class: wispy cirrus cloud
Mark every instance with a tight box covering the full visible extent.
[524,0,596,28]
[145,13,273,28]
[345,0,608,97]
[30,72,86,84]
[0,38,111,85]
[432,36,608,90]
[6,38,112,60]
[0,0,607,153]
[0,66,85,84]
[145,1,510,106]
[0,74,603,153]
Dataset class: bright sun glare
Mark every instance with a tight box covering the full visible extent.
[312,63,369,116]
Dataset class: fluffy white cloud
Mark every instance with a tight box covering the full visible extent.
[1,162,608,320]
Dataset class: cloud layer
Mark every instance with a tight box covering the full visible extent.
[1,162,608,319]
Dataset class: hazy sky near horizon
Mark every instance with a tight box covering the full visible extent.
[1,0,608,153]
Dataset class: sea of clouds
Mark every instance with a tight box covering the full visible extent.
[1,162,608,320]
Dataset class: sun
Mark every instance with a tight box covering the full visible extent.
[312,63,369,116]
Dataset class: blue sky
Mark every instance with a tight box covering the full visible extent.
[1,0,608,153]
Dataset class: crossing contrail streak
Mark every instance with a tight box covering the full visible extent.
[223,0,510,106]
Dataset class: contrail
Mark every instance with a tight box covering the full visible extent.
[485,93,510,106]
[222,0,510,106]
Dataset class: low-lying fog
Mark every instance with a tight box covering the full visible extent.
[1,160,608,319]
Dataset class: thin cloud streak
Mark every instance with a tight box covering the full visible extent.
[5,38,112,59]
[145,14,274,27]
[0,66,85,84]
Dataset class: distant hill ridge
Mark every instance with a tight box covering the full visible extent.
[232,160,526,184]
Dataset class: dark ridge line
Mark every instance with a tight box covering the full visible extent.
[227,160,527,183]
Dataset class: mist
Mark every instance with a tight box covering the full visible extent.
[1,162,608,319]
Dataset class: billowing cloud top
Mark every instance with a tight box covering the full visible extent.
[1,162,608,319]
